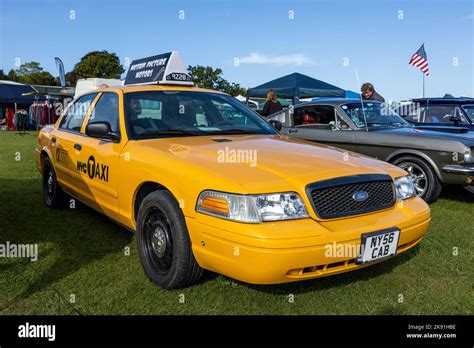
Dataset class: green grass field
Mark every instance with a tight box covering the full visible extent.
[0,131,472,315]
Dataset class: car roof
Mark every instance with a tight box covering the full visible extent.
[408,97,474,104]
[98,84,226,95]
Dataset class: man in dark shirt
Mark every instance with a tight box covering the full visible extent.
[361,83,385,103]
[261,89,283,116]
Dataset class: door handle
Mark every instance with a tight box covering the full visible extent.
[288,129,298,134]
[74,144,82,151]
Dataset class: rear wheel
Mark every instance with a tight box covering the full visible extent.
[42,157,66,208]
[391,156,442,203]
[136,190,203,289]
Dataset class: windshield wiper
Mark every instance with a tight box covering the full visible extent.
[206,129,259,134]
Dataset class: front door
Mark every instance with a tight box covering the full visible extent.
[282,105,356,151]
[51,93,98,197]
[74,91,125,220]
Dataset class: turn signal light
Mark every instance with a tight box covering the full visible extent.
[200,196,229,215]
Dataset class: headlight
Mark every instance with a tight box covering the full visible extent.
[394,176,416,200]
[464,146,472,162]
[196,190,309,223]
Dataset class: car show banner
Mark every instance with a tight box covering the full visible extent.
[125,51,193,86]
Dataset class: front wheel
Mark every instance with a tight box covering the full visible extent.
[136,190,203,289]
[391,156,442,203]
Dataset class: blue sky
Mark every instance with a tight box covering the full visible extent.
[1,0,473,101]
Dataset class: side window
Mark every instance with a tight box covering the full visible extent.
[335,111,350,130]
[402,106,426,122]
[294,106,335,127]
[139,99,162,120]
[59,93,98,131]
[195,104,208,127]
[424,105,457,123]
[268,110,287,124]
[211,99,248,125]
[88,93,120,133]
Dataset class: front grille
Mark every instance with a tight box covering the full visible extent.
[306,174,395,219]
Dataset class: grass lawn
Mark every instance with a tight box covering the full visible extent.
[0,131,472,315]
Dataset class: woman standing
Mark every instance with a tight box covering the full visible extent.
[261,89,282,116]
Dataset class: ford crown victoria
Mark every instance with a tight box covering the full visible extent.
[35,53,431,289]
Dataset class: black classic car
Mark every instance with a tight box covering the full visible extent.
[268,99,474,202]
[395,97,474,132]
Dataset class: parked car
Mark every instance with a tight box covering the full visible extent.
[395,97,474,132]
[269,99,474,202]
[36,86,430,289]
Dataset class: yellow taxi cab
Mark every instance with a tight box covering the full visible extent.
[35,52,431,289]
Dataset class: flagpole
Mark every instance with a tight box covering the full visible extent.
[422,73,425,98]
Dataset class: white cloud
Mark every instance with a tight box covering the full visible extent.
[238,52,314,66]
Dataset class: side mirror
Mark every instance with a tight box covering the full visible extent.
[86,122,120,141]
[329,121,340,131]
[269,120,283,131]
[449,116,461,126]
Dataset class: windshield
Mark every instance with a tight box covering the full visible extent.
[124,91,277,139]
[341,102,410,129]
[462,105,474,122]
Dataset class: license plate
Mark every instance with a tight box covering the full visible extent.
[356,228,400,264]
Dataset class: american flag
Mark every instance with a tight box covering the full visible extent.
[409,44,429,75]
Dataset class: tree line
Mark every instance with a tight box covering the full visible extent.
[0,50,246,96]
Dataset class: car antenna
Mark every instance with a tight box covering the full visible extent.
[355,69,369,132]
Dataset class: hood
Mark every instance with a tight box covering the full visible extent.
[376,127,474,145]
[135,134,406,193]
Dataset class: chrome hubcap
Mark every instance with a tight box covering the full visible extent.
[400,162,427,196]
[47,172,53,194]
[151,227,167,257]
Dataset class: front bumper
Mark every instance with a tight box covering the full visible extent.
[442,164,474,174]
[442,164,474,185]
[186,198,431,284]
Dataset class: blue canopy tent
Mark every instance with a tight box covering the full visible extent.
[0,81,39,103]
[345,90,360,99]
[246,72,345,104]
[312,90,360,102]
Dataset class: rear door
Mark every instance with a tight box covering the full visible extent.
[282,105,356,151]
[51,93,98,196]
[74,91,125,220]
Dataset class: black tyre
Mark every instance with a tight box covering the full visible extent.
[391,156,442,203]
[42,157,67,208]
[136,190,203,289]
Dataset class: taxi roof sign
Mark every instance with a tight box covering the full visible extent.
[124,51,194,86]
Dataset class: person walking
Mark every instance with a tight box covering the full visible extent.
[261,89,283,116]
[361,83,385,103]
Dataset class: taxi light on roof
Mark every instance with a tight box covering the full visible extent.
[124,51,194,87]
